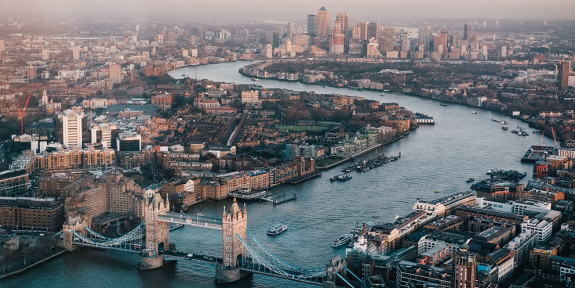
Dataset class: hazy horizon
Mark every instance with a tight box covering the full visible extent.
[1,0,574,21]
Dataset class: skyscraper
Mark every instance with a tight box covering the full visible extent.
[452,244,477,288]
[558,61,571,90]
[58,109,83,148]
[315,6,330,40]
[336,13,349,34]
[286,22,294,40]
[401,32,410,51]
[381,27,394,52]
[330,20,344,55]
[463,24,471,41]
[367,23,379,41]
[418,26,432,51]
[27,66,37,79]
[109,64,122,84]
[352,23,368,41]
[307,13,317,39]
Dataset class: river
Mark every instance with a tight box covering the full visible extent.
[3,61,555,288]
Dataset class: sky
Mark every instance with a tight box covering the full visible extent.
[1,0,574,21]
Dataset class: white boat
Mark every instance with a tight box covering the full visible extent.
[332,234,354,247]
[251,78,259,81]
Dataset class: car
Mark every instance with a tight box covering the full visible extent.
[186,253,193,258]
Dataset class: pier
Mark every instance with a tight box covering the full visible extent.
[261,192,297,205]
[520,145,555,163]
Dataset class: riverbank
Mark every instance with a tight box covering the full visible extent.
[316,134,406,171]
[0,248,66,279]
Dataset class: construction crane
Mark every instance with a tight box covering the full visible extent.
[551,127,559,150]
[18,92,32,135]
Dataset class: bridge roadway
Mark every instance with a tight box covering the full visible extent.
[162,251,324,286]
[157,212,222,229]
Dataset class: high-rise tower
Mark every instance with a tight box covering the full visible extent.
[315,6,330,40]
[452,243,477,288]
[463,24,471,41]
[558,61,571,90]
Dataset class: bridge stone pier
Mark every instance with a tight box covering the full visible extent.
[140,193,170,270]
[62,215,90,251]
[215,198,252,284]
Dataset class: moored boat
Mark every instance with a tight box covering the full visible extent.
[466,178,475,183]
[332,234,353,247]
[502,125,508,130]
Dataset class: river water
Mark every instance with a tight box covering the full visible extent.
[3,61,555,288]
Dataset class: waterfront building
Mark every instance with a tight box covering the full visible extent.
[0,196,65,232]
[414,192,476,217]
[330,131,377,156]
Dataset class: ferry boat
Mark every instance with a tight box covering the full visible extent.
[466,178,475,183]
[267,224,288,236]
[383,90,390,92]
[332,234,353,247]
[502,125,508,130]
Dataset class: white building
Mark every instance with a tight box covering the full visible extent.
[476,197,552,215]
[521,218,552,242]
[497,256,515,281]
[414,192,476,217]
[504,230,536,267]
[58,109,83,148]
[241,91,259,104]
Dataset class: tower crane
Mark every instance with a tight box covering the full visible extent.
[18,92,32,135]
[551,127,559,150]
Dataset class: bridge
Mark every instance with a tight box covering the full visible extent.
[62,192,356,287]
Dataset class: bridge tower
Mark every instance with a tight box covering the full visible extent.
[139,192,170,270]
[62,214,90,251]
[216,198,251,283]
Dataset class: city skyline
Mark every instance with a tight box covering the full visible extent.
[2,0,575,21]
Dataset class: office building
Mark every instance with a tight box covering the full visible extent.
[463,24,471,41]
[307,13,317,38]
[263,44,273,59]
[71,47,81,61]
[336,12,349,33]
[381,27,394,51]
[241,90,259,104]
[58,109,83,148]
[315,6,330,40]
[109,64,122,84]
[558,61,571,90]
[27,66,37,79]
[0,197,65,232]
[367,22,379,41]
[286,22,294,40]
[401,31,410,51]
[418,26,432,51]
